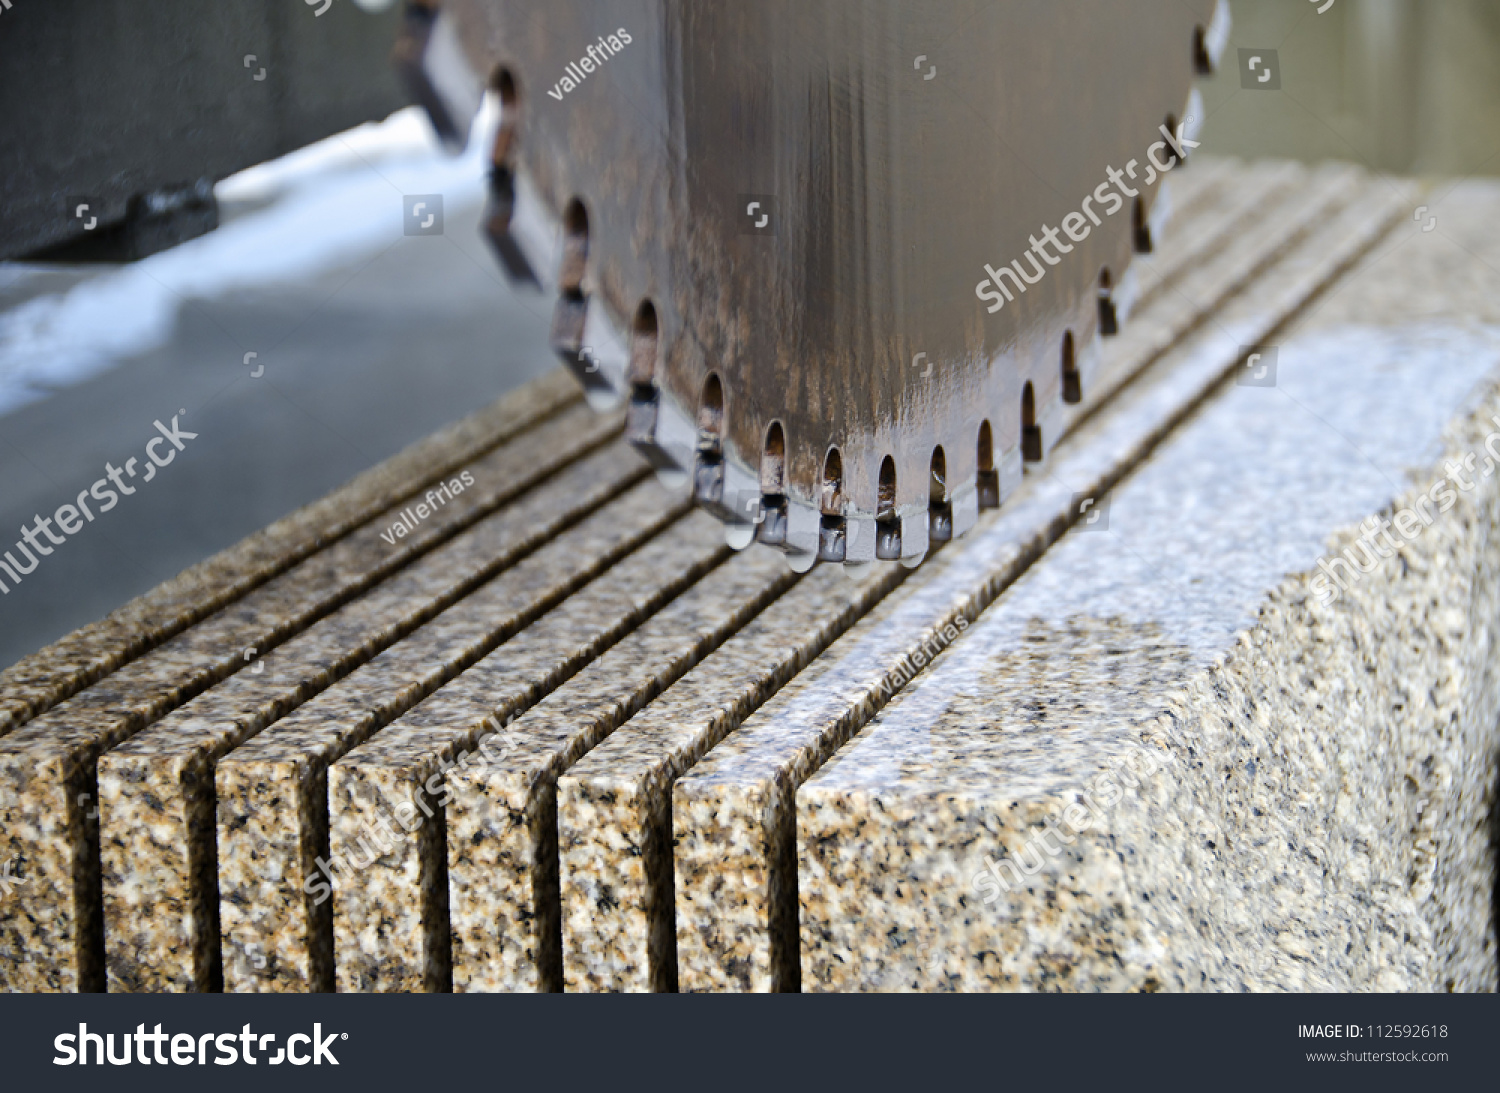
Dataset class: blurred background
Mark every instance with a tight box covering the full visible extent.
[1196,0,1500,177]
[2,0,1499,671]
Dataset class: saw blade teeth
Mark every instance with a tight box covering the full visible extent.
[479,68,554,291]
[1195,0,1233,75]
[394,2,483,152]
[456,0,1219,568]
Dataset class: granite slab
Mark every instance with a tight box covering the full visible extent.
[671,177,1410,991]
[557,559,907,992]
[218,510,729,993]
[444,546,799,992]
[798,298,1500,991]
[0,401,619,991]
[1128,160,1304,316]
[0,369,579,739]
[1091,163,1362,417]
[100,466,669,992]
[322,512,735,993]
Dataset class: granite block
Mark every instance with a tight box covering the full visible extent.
[794,179,1500,992]
[798,309,1500,990]
[0,369,579,739]
[671,177,1410,992]
[445,546,798,992]
[557,559,905,992]
[0,401,618,991]
[324,513,732,993]
[100,465,669,992]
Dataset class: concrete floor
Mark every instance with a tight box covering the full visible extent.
[0,112,556,671]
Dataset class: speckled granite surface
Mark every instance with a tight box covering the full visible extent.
[100,466,668,992]
[672,177,1410,992]
[557,560,906,992]
[797,184,1500,991]
[211,504,718,995]
[0,402,619,991]
[324,513,732,993]
[12,163,1482,995]
[444,546,797,992]
[219,506,729,995]
[0,370,580,740]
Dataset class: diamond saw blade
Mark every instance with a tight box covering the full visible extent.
[414,0,1229,565]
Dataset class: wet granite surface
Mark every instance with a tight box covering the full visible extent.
[798,183,1500,991]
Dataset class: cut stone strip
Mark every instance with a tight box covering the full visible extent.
[0,369,579,738]
[557,559,906,993]
[445,546,799,993]
[320,513,739,994]
[671,178,1411,992]
[1092,163,1362,418]
[797,277,1500,990]
[1130,159,1305,314]
[100,470,675,992]
[0,401,618,992]
[1153,155,1236,221]
[221,512,726,994]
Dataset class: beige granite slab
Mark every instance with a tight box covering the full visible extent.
[672,177,1411,992]
[444,546,799,993]
[99,465,669,992]
[1128,160,1304,315]
[1090,163,1362,416]
[0,369,579,739]
[557,559,906,992]
[0,401,618,991]
[1149,155,1235,220]
[795,178,1500,993]
[798,299,1500,991]
[1,161,1443,995]
[322,513,736,993]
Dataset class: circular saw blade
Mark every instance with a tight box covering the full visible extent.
[439,0,1226,564]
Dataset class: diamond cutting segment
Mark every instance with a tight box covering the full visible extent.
[99,468,676,993]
